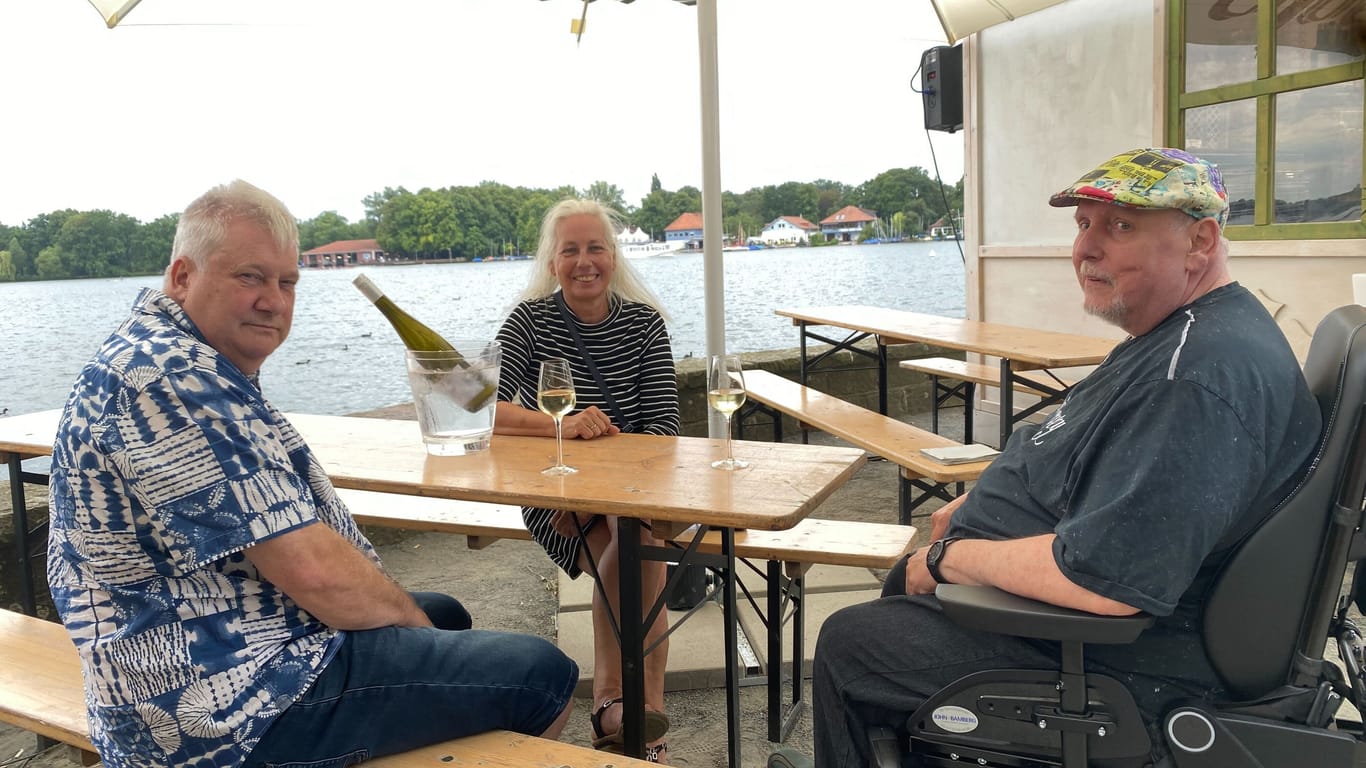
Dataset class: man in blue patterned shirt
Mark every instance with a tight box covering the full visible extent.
[46,180,578,768]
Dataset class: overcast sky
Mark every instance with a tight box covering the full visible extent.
[4,0,964,226]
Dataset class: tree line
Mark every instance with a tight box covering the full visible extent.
[0,167,962,281]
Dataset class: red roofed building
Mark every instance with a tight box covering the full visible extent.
[664,212,704,248]
[820,205,878,243]
[300,239,384,268]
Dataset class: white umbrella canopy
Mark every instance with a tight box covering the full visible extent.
[86,0,143,28]
[930,0,1067,44]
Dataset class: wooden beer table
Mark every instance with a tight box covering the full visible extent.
[775,305,1118,448]
[1,409,865,767]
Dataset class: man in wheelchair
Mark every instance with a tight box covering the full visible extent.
[805,148,1347,768]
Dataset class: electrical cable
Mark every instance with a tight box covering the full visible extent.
[925,129,966,264]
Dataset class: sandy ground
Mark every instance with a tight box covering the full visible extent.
[0,411,951,768]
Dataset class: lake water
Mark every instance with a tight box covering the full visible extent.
[0,241,965,417]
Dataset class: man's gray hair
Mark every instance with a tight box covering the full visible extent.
[168,180,299,272]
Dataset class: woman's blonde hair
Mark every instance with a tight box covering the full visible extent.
[519,198,669,321]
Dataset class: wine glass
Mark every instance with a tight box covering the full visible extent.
[538,358,578,476]
[708,354,750,470]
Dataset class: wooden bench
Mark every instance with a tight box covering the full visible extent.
[739,369,991,526]
[343,490,533,550]
[364,730,655,766]
[899,356,1075,443]
[337,487,915,743]
[0,608,654,767]
[0,609,98,764]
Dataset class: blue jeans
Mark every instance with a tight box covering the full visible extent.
[245,593,578,768]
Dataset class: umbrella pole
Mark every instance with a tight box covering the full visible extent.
[699,0,727,442]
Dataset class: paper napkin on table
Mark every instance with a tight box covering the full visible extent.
[920,444,1000,464]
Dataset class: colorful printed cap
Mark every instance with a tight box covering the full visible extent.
[1048,148,1228,227]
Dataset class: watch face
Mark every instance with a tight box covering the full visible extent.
[928,538,955,583]
[928,540,942,562]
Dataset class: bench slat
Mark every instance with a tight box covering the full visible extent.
[363,729,654,767]
[342,489,532,549]
[899,356,1073,391]
[743,369,989,483]
[679,519,914,569]
[340,489,914,569]
[0,611,97,755]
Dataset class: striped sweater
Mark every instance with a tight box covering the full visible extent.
[495,294,680,574]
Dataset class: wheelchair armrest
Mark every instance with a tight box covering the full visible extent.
[936,584,1155,644]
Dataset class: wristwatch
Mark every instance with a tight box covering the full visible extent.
[925,537,964,584]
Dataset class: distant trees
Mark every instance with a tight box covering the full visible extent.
[855,167,960,236]
[298,211,371,252]
[583,181,628,213]
[0,167,963,282]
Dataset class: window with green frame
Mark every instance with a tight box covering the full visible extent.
[1167,0,1364,240]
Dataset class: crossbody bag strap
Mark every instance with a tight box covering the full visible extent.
[554,292,632,432]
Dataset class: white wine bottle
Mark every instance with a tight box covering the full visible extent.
[353,274,497,412]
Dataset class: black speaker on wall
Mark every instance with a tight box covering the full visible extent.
[922,44,963,133]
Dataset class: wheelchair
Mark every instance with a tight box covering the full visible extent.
[870,304,1366,768]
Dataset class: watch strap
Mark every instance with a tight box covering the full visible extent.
[928,536,963,584]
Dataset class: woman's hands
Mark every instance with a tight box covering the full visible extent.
[562,406,620,440]
[550,509,596,538]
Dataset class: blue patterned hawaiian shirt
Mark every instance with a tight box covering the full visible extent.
[46,288,378,768]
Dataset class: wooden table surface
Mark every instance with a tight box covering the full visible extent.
[776,304,1117,370]
[2,410,867,532]
[0,408,60,458]
[286,412,866,532]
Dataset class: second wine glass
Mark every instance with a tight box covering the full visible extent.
[707,354,750,470]
[537,358,578,476]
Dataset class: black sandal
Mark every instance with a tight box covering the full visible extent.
[589,698,670,753]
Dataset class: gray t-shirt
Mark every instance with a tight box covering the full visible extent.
[949,283,1320,694]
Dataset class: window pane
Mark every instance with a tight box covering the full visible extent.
[1185,99,1258,226]
[1276,2,1365,77]
[1274,80,1364,224]
[1185,0,1258,92]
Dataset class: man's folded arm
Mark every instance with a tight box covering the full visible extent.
[940,534,1142,616]
[245,522,433,630]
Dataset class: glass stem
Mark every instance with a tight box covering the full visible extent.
[555,418,565,468]
[725,414,734,462]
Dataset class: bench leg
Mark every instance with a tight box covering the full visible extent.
[720,529,742,768]
[8,453,44,617]
[999,358,1014,451]
[768,559,784,742]
[929,375,941,434]
[963,382,975,444]
[925,377,975,443]
[788,567,805,740]
[765,560,807,743]
[876,342,889,416]
[900,476,962,526]
[738,402,782,444]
